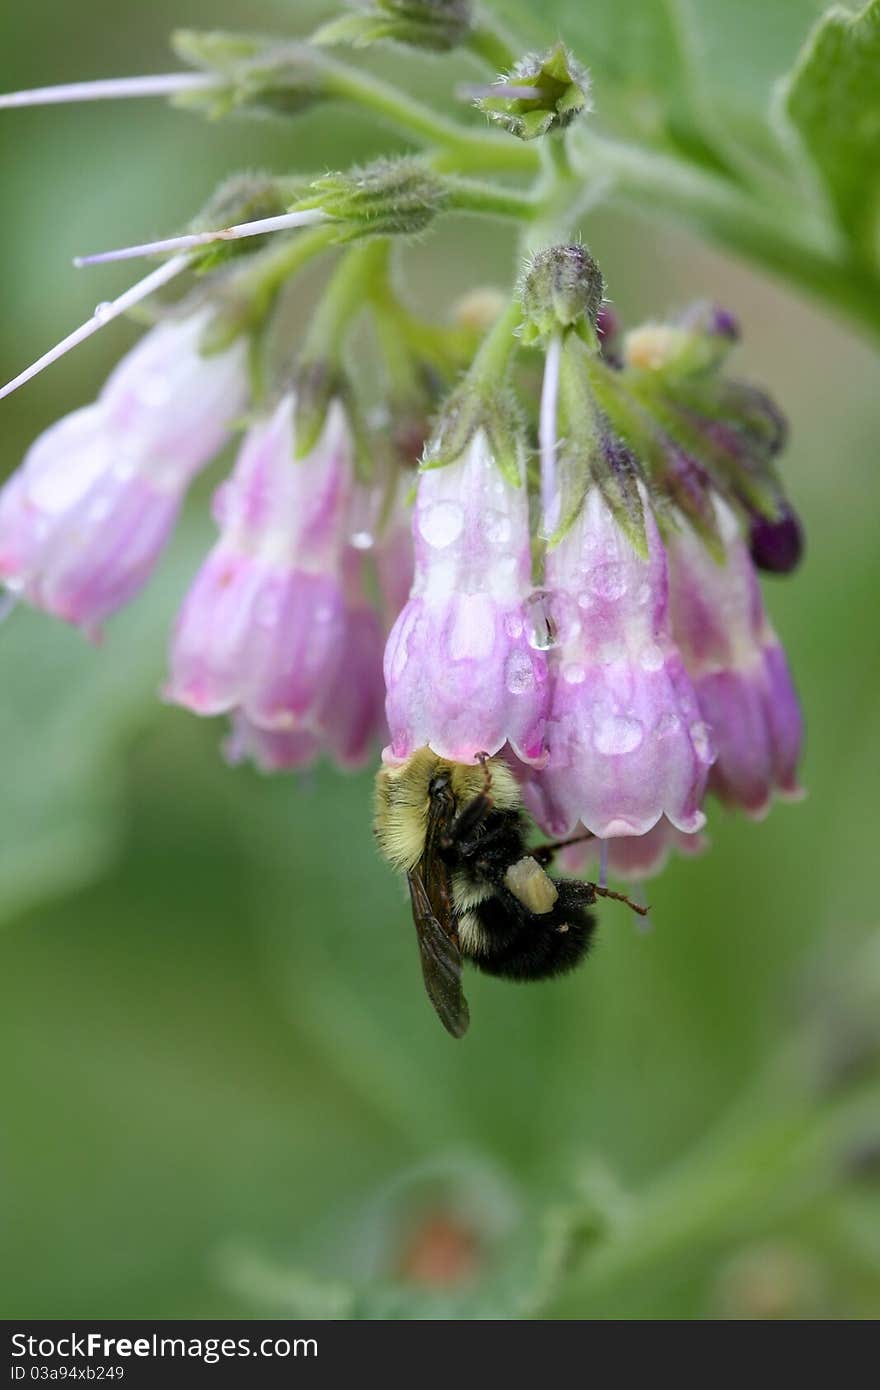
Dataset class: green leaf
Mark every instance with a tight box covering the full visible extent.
[780,0,880,267]
[490,0,826,170]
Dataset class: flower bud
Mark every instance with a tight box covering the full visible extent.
[624,302,738,378]
[476,43,591,140]
[748,504,804,574]
[171,30,329,120]
[313,0,473,53]
[295,158,448,242]
[519,244,604,345]
[383,432,550,766]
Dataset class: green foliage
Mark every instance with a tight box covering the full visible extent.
[781,0,880,266]
[0,516,212,927]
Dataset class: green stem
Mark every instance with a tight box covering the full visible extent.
[446,176,536,221]
[521,133,588,253]
[468,294,523,391]
[231,223,336,308]
[552,1054,878,1314]
[300,238,388,365]
[571,129,880,342]
[321,58,537,175]
[467,20,517,73]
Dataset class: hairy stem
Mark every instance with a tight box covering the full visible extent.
[322,60,537,175]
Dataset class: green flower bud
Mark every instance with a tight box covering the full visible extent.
[519,244,605,344]
[188,173,293,271]
[476,42,591,141]
[295,158,449,242]
[313,0,473,53]
[624,303,739,379]
[171,30,329,119]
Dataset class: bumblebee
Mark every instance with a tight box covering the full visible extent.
[374,749,644,1037]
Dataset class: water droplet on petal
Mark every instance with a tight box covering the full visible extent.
[483,508,512,545]
[594,714,643,755]
[589,562,627,601]
[524,589,579,650]
[656,712,680,738]
[639,642,664,672]
[689,719,714,764]
[505,650,536,694]
[418,500,464,549]
[349,529,374,551]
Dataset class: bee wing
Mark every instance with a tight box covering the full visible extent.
[407,868,470,1039]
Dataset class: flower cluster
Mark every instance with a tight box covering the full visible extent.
[0,14,805,885]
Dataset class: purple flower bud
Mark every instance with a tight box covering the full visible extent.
[596,304,620,343]
[667,498,804,817]
[748,505,804,574]
[522,490,713,839]
[167,394,371,736]
[383,433,550,766]
[679,301,740,343]
[0,312,248,636]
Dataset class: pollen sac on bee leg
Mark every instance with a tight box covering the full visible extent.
[504,856,558,914]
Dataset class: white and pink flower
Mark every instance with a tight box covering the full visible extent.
[522,489,714,839]
[667,498,803,817]
[383,432,550,766]
[0,311,248,636]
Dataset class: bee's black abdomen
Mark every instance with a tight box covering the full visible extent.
[467,879,596,983]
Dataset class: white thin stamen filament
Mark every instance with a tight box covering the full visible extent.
[0,254,189,402]
[598,839,609,890]
[0,73,217,109]
[539,332,563,538]
[74,209,330,268]
[458,82,545,102]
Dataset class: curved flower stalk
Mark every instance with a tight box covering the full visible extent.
[522,488,714,840]
[383,430,550,766]
[667,497,803,818]
[0,311,248,636]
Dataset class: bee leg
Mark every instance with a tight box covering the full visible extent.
[585,882,650,918]
[474,750,494,797]
[532,830,595,868]
[444,791,494,852]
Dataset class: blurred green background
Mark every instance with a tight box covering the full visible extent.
[1,0,878,1320]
